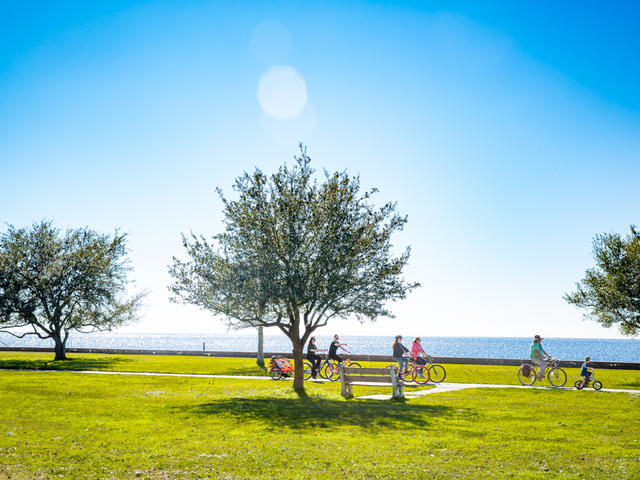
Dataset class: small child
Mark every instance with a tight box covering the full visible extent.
[580,356,592,386]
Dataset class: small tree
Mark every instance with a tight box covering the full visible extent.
[0,221,143,360]
[565,226,640,336]
[169,145,419,389]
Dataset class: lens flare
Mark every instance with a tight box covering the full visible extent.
[257,66,307,120]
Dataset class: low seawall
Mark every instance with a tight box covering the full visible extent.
[1,346,638,370]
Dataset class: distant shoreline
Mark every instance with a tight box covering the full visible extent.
[2,346,639,370]
[1,333,638,363]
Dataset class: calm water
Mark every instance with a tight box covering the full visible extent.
[1,332,638,362]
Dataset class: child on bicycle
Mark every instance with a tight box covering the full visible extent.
[580,356,592,386]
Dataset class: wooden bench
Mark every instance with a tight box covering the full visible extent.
[339,364,404,399]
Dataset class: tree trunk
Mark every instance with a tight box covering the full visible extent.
[289,310,305,390]
[291,336,305,390]
[256,326,265,368]
[53,334,68,361]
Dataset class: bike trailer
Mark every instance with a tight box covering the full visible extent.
[270,356,293,373]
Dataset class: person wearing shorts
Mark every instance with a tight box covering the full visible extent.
[530,334,551,380]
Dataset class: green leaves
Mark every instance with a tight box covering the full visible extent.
[169,144,419,337]
[0,221,144,357]
[565,226,640,335]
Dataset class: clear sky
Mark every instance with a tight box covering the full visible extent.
[1,1,639,339]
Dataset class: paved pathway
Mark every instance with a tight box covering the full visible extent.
[357,382,640,400]
[4,369,639,399]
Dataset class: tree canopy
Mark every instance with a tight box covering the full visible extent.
[565,225,640,336]
[0,221,143,359]
[169,145,419,388]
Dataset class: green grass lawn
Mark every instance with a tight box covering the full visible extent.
[0,351,267,376]
[0,369,638,480]
[2,351,639,390]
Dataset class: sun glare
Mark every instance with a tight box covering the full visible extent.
[257,66,308,120]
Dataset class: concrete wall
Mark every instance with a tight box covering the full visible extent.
[2,346,638,370]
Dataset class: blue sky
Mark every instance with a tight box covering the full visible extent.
[1,1,639,339]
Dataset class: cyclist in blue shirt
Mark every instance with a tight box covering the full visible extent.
[580,356,592,386]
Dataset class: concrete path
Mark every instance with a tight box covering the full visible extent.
[3,369,639,399]
[357,382,640,400]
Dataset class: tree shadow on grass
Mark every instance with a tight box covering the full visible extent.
[0,356,131,371]
[620,382,640,389]
[177,396,455,430]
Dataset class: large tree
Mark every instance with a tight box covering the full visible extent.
[169,145,419,389]
[565,226,640,336]
[0,221,143,359]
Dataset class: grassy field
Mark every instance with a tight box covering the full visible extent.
[1,351,640,390]
[1,354,639,479]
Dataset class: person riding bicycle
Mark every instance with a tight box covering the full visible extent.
[410,337,428,378]
[580,356,592,386]
[392,335,410,374]
[530,334,552,380]
[410,337,427,365]
[328,334,349,364]
[306,337,326,379]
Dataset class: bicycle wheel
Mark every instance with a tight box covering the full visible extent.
[269,369,281,380]
[547,367,567,387]
[316,361,328,379]
[574,380,584,390]
[518,365,536,386]
[348,362,362,368]
[303,361,313,380]
[593,381,602,391]
[400,367,414,382]
[428,364,446,383]
[324,361,340,381]
[414,365,430,385]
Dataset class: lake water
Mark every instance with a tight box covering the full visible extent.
[1,332,638,363]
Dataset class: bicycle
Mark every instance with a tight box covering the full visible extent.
[386,354,444,385]
[517,358,567,387]
[323,354,361,381]
[400,355,431,386]
[422,354,446,383]
[574,367,602,391]
[302,353,333,380]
